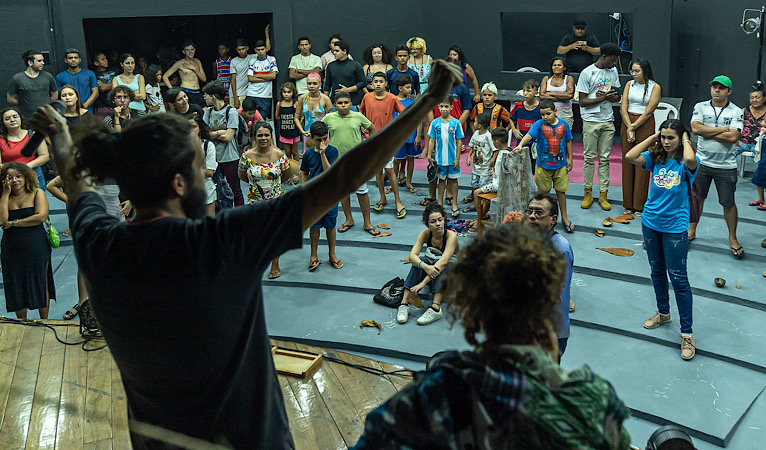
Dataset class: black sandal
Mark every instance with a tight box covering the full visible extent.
[63,303,81,320]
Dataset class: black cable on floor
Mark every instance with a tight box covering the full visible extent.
[0,316,107,351]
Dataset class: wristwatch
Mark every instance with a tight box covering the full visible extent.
[12,219,19,226]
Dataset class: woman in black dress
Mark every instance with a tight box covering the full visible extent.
[0,162,55,318]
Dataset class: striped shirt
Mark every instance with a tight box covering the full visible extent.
[215,57,231,101]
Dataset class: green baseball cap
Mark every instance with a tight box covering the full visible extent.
[710,75,732,89]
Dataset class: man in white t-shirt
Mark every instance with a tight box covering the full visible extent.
[246,40,278,120]
[689,75,745,259]
[288,37,322,96]
[576,43,622,211]
[229,38,254,109]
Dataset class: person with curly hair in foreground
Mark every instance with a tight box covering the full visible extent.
[353,224,631,449]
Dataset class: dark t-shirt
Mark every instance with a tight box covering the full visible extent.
[70,189,304,448]
[385,67,421,96]
[558,33,600,73]
[323,58,367,105]
[7,71,58,120]
[175,103,204,118]
[93,67,118,108]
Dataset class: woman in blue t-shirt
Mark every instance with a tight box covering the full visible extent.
[625,119,700,361]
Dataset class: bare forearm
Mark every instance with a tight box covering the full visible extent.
[83,91,99,108]
[50,130,96,202]
[712,130,742,144]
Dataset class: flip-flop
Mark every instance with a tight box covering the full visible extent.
[373,202,386,212]
[398,178,406,186]
[268,270,280,279]
[758,204,766,211]
[461,196,473,204]
[407,186,418,194]
[563,219,575,233]
[397,208,406,219]
[385,187,392,194]
[338,223,354,233]
[330,259,343,269]
[749,200,765,206]
[730,246,744,260]
[309,259,321,271]
[445,197,453,206]
[364,226,381,236]
[688,234,696,242]
[462,205,476,212]
[451,208,460,218]
[418,197,435,206]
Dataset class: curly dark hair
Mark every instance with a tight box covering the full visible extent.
[0,162,38,195]
[444,224,565,355]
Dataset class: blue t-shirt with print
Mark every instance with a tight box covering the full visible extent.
[641,151,700,233]
[428,117,464,166]
[527,118,572,170]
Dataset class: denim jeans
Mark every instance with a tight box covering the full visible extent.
[642,224,693,334]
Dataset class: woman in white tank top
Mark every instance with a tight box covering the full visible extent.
[540,57,575,129]
[619,58,662,214]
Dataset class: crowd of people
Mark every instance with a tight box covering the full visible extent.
[0,21,760,447]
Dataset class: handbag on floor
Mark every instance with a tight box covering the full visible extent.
[373,277,405,308]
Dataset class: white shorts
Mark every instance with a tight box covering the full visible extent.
[384,157,394,170]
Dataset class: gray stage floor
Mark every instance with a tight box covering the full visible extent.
[6,166,765,449]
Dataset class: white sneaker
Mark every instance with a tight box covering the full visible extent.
[396,305,409,324]
[417,307,443,325]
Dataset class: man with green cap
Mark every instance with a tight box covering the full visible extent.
[689,75,745,259]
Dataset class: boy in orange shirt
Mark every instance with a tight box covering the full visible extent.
[360,72,406,218]
[469,82,511,133]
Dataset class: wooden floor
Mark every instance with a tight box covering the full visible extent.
[0,320,413,449]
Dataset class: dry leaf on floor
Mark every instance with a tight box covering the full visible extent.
[609,217,631,224]
[595,229,605,237]
[617,213,635,221]
[602,218,613,227]
[359,320,382,334]
[597,247,635,257]
[714,277,726,287]
[373,232,393,238]
[409,293,425,309]
[400,255,411,263]
[377,223,391,229]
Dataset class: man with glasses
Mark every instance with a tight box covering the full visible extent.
[556,20,601,73]
[524,192,574,360]
[7,50,59,121]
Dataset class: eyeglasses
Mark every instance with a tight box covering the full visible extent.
[525,208,550,217]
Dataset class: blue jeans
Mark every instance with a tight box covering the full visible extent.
[34,167,45,192]
[642,224,693,334]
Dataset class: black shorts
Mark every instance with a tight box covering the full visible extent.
[695,165,737,208]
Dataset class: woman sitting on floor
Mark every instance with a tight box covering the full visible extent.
[356,224,631,449]
[396,202,459,326]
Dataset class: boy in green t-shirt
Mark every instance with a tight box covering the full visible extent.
[322,92,380,235]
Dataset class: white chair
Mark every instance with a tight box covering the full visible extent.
[738,132,762,178]
[653,102,679,132]
[516,66,541,72]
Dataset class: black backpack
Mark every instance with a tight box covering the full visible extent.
[373,277,405,308]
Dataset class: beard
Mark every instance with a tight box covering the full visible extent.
[180,185,208,219]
